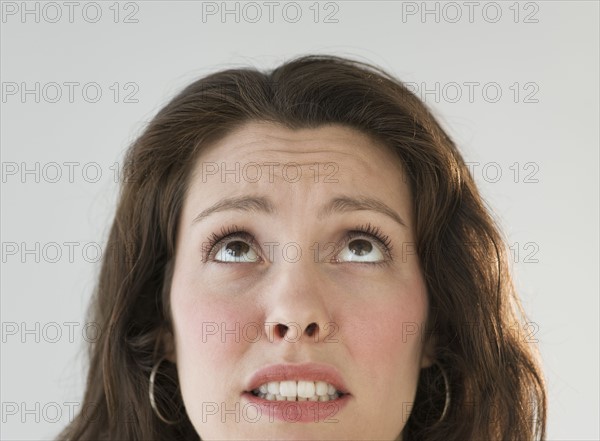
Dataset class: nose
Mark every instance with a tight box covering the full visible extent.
[269,322,320,342]
[263,259,332,344]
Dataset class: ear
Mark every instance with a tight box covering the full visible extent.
[420,334,436,368]
[161,328,177,363]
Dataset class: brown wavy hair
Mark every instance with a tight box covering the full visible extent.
[59,55,546,440]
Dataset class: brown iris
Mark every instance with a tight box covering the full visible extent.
[225,241,250,258]
[349,239,372,256]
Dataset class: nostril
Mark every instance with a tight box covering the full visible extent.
[305,322,319,337]
[275,323,288,338]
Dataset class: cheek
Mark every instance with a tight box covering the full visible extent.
[171,287,255,367]
[343,299,427,364]
[339,276,429,389]
[335,261,428,349]
[169,266,263,405]
[325,272,429,435]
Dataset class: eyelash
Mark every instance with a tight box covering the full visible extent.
[345,223,394,263]
[202,223,394,264]
[202,224,254,263]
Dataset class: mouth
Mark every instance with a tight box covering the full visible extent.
[242,363,351,423]
[250,380,345,402]
[243,362,350,402]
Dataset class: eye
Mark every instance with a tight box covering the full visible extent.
[213,238,260,263]
[204,226,261,263]
[336,235,386,263]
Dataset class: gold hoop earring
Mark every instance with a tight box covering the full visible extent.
[149,357,181,425]
[433,361,451,425]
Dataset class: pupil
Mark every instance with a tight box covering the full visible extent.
[226,241,249,257]
[350,239,372,256]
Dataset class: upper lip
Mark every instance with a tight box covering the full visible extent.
[245,362,350,395]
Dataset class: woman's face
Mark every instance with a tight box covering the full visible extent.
[169,121,434,440]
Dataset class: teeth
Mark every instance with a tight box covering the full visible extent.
[280,381,297,397]
[267,382,279,395]
[315,381,329,396]
[251,380,342,402]
[297,380,315,398]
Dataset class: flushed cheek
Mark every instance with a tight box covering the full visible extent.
[346,308,424,367]
[341,284,428,389]
[340,270,428,348]
[171,290,257,428]
[327,291,424,438]
[172,290,255,367]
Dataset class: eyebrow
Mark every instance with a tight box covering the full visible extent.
[192,195,407,228]
[318,196,407,228]
[192,195,275,224]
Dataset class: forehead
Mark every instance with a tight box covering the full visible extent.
[191,121,406,182]
[184,120,413,225]
[203,122,385,159]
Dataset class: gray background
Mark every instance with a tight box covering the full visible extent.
[1,1,598,439]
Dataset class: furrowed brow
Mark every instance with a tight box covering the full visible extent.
[192,196,275,224]
[318,196,407,228]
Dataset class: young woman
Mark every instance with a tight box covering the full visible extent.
[59,55,547,440]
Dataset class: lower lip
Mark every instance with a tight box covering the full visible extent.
[241,392,350,423]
